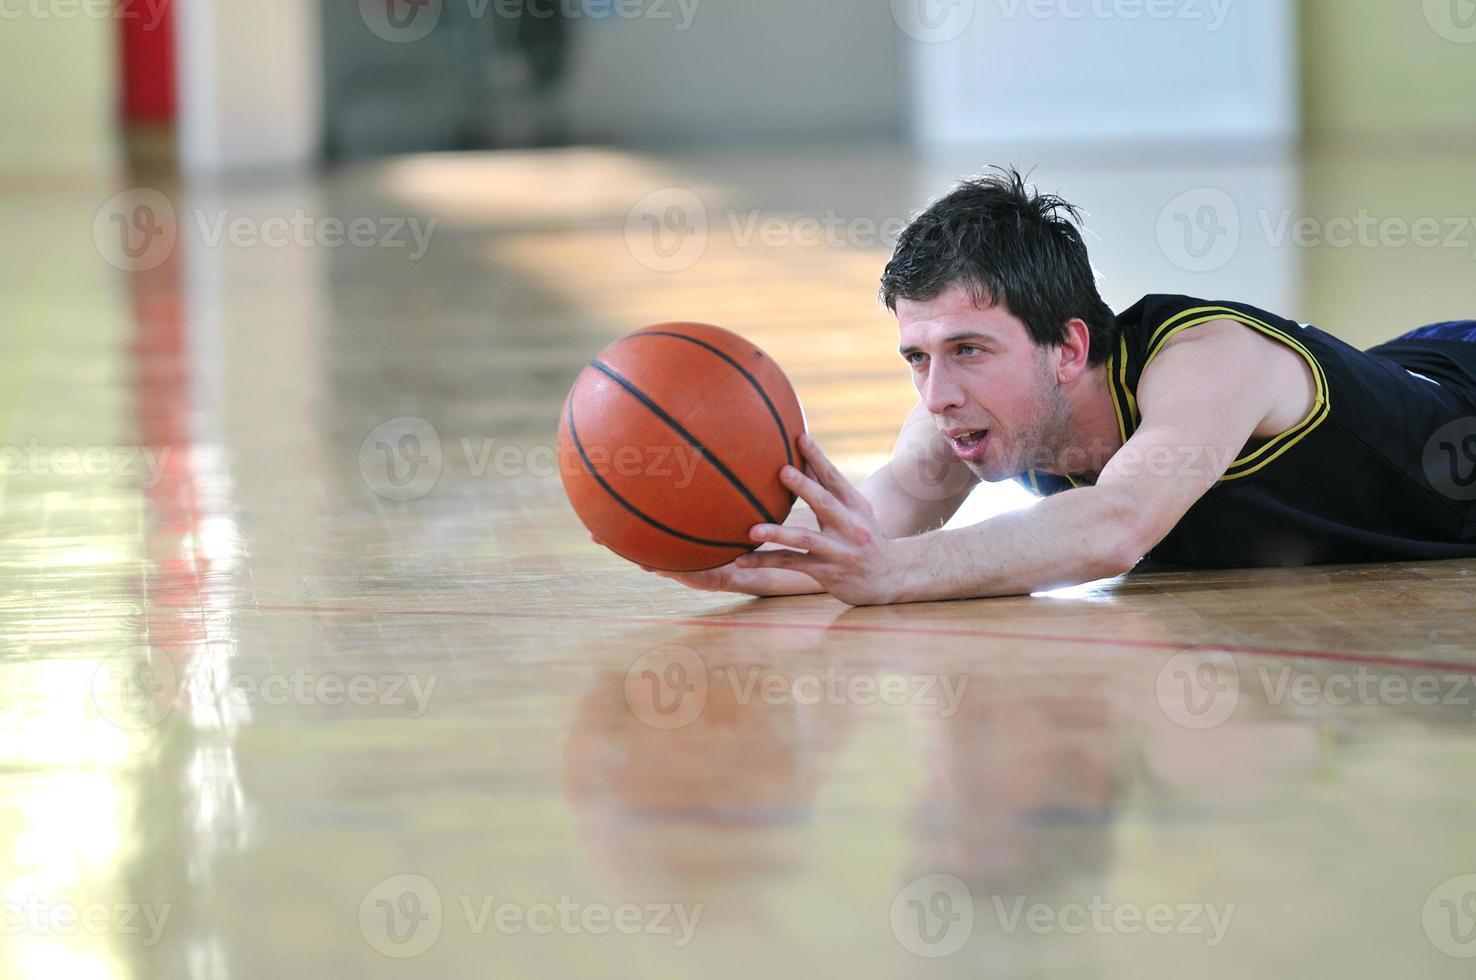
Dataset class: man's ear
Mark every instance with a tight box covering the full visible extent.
[1055,318,1092,383]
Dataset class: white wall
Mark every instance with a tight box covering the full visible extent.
[177,0,322,175]
[564,0,904,145]
[905,0,1298,146]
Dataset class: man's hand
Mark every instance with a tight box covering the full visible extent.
[737,433,918,606]
[589,533,825,597]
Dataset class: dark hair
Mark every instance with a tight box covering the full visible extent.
[880,167,1118,365]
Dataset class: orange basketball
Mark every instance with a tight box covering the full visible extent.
[558,323,807,571]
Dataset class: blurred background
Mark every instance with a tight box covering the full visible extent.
[5,3,1476,978]
[3,0,1474,341]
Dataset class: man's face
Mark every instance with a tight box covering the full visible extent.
[896,285,1069,482]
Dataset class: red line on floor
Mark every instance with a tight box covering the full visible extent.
[248,602,1476,674]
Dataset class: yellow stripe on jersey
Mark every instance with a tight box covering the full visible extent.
[1106,334,1134,442]
[1142,306,1331,482]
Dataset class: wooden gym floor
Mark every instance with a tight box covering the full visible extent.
[3,142,1476,978]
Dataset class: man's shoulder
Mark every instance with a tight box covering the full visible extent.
[1117,295,1319,361]
[1118,294,1299,330]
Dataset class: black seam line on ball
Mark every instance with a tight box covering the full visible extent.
[622,331,794,466]
[590,359,777,524]
[568,403,753,550]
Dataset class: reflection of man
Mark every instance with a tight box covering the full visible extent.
[564,636,854,921]
[621,168,1476,605]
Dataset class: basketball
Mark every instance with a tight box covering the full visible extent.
[558,323,807,572]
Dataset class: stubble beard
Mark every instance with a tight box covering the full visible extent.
[972,353,1074,483]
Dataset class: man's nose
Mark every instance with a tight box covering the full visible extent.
[920,363,965,415]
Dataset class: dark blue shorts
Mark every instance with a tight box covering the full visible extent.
[1392,320,1476,344]
[1369,319,1476,396]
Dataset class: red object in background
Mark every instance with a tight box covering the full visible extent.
[120,1,176,122]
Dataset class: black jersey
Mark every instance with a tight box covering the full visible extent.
[1018,295,1476,567]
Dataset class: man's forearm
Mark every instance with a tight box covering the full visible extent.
[889,486,1144,602]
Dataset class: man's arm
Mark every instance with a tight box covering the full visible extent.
[626,400,979,597]
[892,321,1290,600]
[742,321,1304,604]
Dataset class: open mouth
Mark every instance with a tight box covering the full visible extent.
[948,430,989,460]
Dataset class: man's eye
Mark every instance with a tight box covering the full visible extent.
[905,352,927,366]
[958,345,982,357]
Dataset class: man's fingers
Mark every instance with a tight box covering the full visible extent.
[781,464,862,536]
[797,432,869,512]
[750,523,843,560]
[735,548,821,574]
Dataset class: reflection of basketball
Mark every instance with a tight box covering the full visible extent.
[558,323,807,571]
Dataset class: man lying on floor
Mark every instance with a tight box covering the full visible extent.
[602,167,1476,605]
